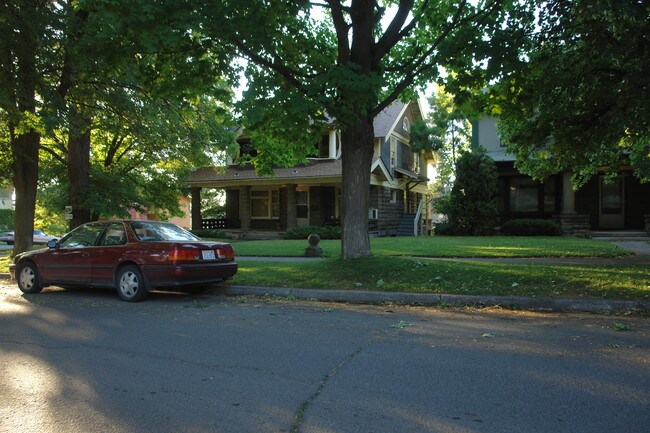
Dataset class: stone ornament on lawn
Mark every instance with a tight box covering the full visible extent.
[305,233,323,257]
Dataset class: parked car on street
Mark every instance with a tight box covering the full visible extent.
[0,229,58,245]
[9,220,238,302]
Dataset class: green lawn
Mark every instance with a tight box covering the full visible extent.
[231,256,650,301]
[231,236,629,258]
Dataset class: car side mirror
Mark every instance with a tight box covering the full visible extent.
[47,239,58,249]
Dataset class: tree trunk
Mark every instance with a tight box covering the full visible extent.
[9,0,40,255]
[340,118,375,259]
[11,131,39,255]
[67,106,92,229]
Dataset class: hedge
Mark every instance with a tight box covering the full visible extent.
[190,229,230,239]
[283,225,342,240]
[500,219,563,236]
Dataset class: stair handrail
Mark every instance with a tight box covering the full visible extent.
[413,199,423,236]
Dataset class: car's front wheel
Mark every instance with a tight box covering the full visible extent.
[115,265,148,302]
[16,262,43,294]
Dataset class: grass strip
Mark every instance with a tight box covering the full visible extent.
[230,257,650,301]
[230,236,630,258]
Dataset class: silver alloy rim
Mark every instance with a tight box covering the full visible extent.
[19,267,35,290]
[119,271,140,298]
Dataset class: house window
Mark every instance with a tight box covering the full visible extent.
[412,152,420,173]
[390,189,398,204]
[403,117,410,132]
[390,137,397,175]
[543,177,556,212]
[509,177,539,213]
[251,190,280,219]
[310,135,329,158]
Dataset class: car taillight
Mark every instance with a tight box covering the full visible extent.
[216,247,235,260]
[168,248,201,262]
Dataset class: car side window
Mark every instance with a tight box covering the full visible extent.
[59,223,105,249]
[99,223,127,246]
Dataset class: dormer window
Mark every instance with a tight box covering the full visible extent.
[403,117,410,132]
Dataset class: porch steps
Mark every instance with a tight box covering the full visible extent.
[396,214,417,236]
[592,231,650,242]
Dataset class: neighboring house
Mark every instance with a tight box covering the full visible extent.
[187,100,430,237]
[124,196,192,230]
[474,117,650,235]
[0,188,13,210]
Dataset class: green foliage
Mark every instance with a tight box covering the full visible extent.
[190,229,229,239]
[427,87,473,197]
[446,149,499,235]
[500,219,563,237]
[487,0,650,188]
[200,189,226,219]
[432,222,457,236]
[283,225,342,240]
[0,209,14,231]
[409,119,439,154]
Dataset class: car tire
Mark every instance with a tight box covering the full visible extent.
[115,265,148,302]
[7,241,13,245]
[16,262,43,294]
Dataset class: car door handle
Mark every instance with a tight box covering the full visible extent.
[82,252,90,257]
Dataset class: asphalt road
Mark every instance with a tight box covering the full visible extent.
[1,284,649,433]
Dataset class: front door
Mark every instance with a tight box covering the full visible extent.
[599,176,625,229]
[296,189,309,227]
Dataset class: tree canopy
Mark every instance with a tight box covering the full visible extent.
[486,0,650,188]
[198,0,533,258]
[1,0,236,253]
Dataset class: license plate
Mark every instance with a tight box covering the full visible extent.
[201,250,216,260]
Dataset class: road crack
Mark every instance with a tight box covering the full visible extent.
[290,332,390,433]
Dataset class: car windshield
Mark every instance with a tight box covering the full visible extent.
[130,222,200,242]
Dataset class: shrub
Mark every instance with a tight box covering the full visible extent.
[283,225,342,240]
[500,219,563,236]
[446,149,499,235]
[0,209,14,231]
[190,229,229,239]
[433,222,457,236]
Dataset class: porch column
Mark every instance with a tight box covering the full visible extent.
[286,184,297,229]
[553,170,591,237]
[328,129,337,159]
[191,187,202,230]
[239,185,251,231]
[561,171,576,214]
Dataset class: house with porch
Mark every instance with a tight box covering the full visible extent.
[474,117,650,235]
[187,100,430,238]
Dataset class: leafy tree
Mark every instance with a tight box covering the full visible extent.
[1,0,235,253]
[199,0,534,258]
[0,0,52,253]
[427,87,472,197]
[487,0,650,188]
[445,149,498,235]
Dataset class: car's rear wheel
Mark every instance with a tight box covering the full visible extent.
[116,265,148,302]
[17,262,43,294]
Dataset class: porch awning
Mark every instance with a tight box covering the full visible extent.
[395,167,428,182]
[188,159,343,188]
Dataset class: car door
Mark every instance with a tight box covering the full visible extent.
[91,222,129,285]
[39,223,106,284]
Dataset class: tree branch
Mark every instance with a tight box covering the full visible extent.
[326,0,351,63]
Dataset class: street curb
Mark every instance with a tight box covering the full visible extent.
[2,273,648,313]
[216,285,650,314]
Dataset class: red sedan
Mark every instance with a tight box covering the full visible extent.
[10,220,237,302]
